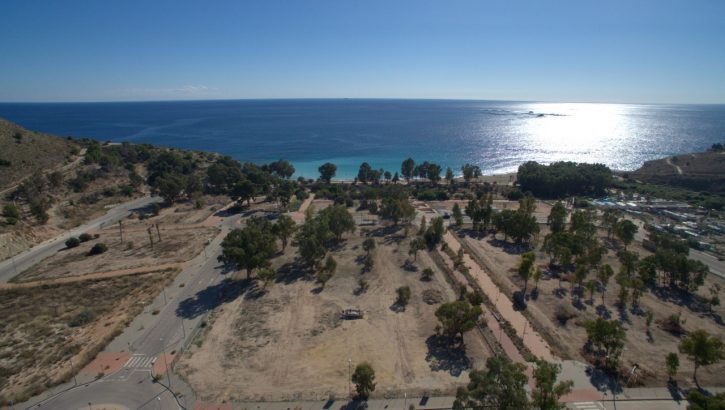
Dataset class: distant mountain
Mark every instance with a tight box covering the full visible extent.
[0,119,81,191]
[630,146,725,194]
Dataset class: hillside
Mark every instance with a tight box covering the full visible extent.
[630,148,725,195]
[0,119,81,192]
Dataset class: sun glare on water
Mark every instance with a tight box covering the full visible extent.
[520,103,634,166]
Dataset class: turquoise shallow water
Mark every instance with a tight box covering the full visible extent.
[1,99,724,179]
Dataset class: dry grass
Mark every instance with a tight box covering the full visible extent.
[0,269,178,404]
[177,223,490,402]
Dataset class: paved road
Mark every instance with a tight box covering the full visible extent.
[23,207,244,410]
[0,195,160,283]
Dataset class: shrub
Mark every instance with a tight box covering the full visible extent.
[89,243,108,255]
[78,233,93,242]
[0,158,10,166]
[68,308,95,327]
[65,237,81,248]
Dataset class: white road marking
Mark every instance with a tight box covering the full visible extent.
[124,354,156,368]
[571,402,605,410]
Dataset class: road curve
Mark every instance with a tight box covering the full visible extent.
[0,195,160,283]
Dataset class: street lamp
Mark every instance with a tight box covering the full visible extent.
[347,358,352,399]
[160,338,171,388]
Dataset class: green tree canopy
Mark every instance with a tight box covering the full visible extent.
[679,330,725,384]
[453,356,529,410]
[318,162,336,183]
[435,300,482,341]
[219,217,278,279]
[352,362,376,399]
[531,360,574,410]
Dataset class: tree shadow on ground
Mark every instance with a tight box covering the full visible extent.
[459,228,487,240]
[617,305,631,324]
[553,287,568,299]
[369,224,402,238]
[276,260,312,285]
[389,301,406,313]
[425,334,471,377]
[512,291,527,311]
[586,365,623,395]
[571,297,586,311]
[487,238,532,255]
[176,278,257,319]
[596,304,612,319]
[651,286,713,318]
[340,399,368,410]
[402,260,418,272]
[667,380,683,403]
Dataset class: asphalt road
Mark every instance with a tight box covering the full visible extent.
[0,195,160,283]
[26,206,244,410]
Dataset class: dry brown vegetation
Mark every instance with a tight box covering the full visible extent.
[0,118,80,192]
[177,211,490,402]
[0,269,178,404]
[435,199,725,387]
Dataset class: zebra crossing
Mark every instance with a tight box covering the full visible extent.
[570,402,605,410]
[124,354,156,369]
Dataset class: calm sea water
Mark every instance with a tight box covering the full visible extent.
[1,99,724,179]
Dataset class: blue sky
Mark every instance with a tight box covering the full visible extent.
[1,0,724,103]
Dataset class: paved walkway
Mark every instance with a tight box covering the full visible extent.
[0,263,182,289]
[289,194,316,223]
[442,231,555,361]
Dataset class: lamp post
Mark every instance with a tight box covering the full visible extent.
[348,358,352,399]
[69,357,78,386]
[160,338,171,388]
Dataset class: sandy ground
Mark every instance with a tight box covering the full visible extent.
[456,218,725,387]
[177,223,490,402]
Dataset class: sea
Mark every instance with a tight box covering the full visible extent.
[1,99,724,179]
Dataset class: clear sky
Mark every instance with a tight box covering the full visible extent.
[1,0,724,104]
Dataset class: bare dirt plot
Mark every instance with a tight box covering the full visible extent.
[13,224,217,282]
[0,269,178,404]
[457,227,725,387]
[177,228,490,402]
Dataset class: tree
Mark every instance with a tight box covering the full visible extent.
[384,170,392,182]
[597,264,614,305]
[453,356,529,410]
[392,172,399,183]
[219,217,278,279]
[531,360,574,410]
[295,215,333,270]
[518,252,535,297]
[231,179,256,205]
[363,252,375,272]
[352,362,376,399]
[409,238,424,261]
[533,267,542,292]
[461,163,482,183]
[156,173,186,203]
[65,237,81,248]
[424,216,445,246]
[380,196,415,225]
[319,204,356,240]
[601,208,621,239]
[679,330,725,384]
[687,390,725,410]
[583,318,627,370]
[435,301,482,342]
[273,214,297,251]
[88,243,108,255]
[614,219,638,250]
[318,162,337,183]
[317,255,337,288]
[257,268,276,289]
[401,158,415,182]
[3,203,20,224]
[452,203,463,226]
[445,167,455,184]
[358,162,374,183]
[666,352,679,381]
[547,201,567,234]
[396,286,412,306]
[268,159,295,179]
[422,267,434,281]
[362,238,376,256]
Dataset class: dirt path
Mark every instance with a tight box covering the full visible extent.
[442,232,555,362]
[0,263,182,289]
[289,194,315,223]
[436,244,525,364]
[666,157,683,175]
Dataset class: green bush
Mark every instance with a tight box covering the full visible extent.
[68,308,95,327]
[89,243,108,255]
[78,233,93,242]
[3,203,20,219]
[65,237,81,248]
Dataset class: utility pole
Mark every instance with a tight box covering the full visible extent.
[69,357,78,386]
[160,338,172,388]
[118,220,124,244]
[155,223,161,242]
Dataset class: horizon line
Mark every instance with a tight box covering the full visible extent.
[1,96,724,106]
